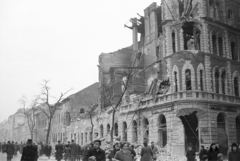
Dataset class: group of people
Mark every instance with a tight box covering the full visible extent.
[0,141,26,160]
[36,142,52,158]
[198,143,240,161]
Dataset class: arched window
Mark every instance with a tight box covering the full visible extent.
[114,123,118,136]
[215,70,220,93]
[143,118,149,141]
[212,35,217,54]
[85,132,88,143]
[132,120,138,143]
[236,116,240,144]
[158,114,167,147]
[100,124,103,138]
[172,31,176,53]
[107,124,110,134]
[174,71,178,92]
[234,77,239,96]
[228,9,234,25]
[185,69,192,90]
[215,1,221,20]
[217,113,228,156]
[200,70,204,91]
[221,70,226,94]
[209,0,214,18]
[218,37,223,56]
[123,122,127,141]
[231,42,237,60]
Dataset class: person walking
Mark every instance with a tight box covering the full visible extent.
[107,142,120,161]
[207,143,220,161]
[70,140,78,161]
[150,142,158,161]
[5,141,14,161]
[64,143,71,161]
[83,140,106,161]
[199,146,208,161]
[20,139,38,161]
[45,143,52,159]
[55,141,64,161]
[228,143,240,161]
[114,142,133,161]
[140,141,153,161]
[126,142,136,160]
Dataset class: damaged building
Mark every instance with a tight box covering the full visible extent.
[97,0,240,158]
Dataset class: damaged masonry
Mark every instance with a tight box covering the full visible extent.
[1,0,240,161]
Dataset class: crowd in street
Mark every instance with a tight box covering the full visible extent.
[0,139,240,161]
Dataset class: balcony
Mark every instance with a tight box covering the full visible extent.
[120,91,240,113]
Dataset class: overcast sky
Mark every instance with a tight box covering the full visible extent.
[0,0,160,122]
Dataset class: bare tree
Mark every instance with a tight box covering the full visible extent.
[101,54,162,143]
[80,104,98,143]
[38,80,71,144]
[19,96,38,141]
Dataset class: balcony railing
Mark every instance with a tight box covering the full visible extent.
[120,91,240,113]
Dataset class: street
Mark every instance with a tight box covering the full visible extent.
[0,153,56,161]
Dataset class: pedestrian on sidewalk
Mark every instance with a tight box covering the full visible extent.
[114,142,133,161]
[5,141,14,161]
[83,140,106,161]
[20,139,38,161]
[140,141,153,161]
[55,140,64,161]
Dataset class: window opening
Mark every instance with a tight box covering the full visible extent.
[200,70,203,91]
[132,120,138,143]
[185,69,192,90]
[221,71,226,94]
[234,77,239,96]
[182,22,201,50]
[215,70,219,93]
[172,32,176,53]
[158,115,167,147]
[218,37,223,56]
[231,42,237,60]
[212,35,217,54]
[115,123,118,136]
[174,71,178,92]
[217,113,228,156]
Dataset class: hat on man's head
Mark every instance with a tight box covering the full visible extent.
[27,139,32,143]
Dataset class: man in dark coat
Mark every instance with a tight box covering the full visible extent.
[83,140,106,161]
[20,139,38,161]
[45,143,52,159]
[2,142,6,153]
[55,140,64,161]
[70,140,78,161]
[5,141,14,161]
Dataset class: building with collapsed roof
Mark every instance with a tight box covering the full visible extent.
[96,0,240,158]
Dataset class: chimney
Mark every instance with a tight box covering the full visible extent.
[132,18,138,51]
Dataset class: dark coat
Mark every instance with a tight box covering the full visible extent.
[186,150,195,161]
[5,143,14,159]
[20,145,38,161]
[45,145,52,157]
[150,146,158,160]
[140,146,153,161]
[126,147,136,159]
[107,149,120,161]
[114,150,133,161]
[228,150,240,161]
[207,149,219,161]
[70,143,78,158]
[55,144,64,160]
[199,149,207,160]
[84,148,106,161]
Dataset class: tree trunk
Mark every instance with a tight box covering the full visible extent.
[90,113,94,143]
[110,108,116,144]
[46,118,52,144]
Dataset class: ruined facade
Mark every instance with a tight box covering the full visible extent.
[97,0,240,157]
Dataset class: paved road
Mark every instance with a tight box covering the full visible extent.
[0,153,56,161]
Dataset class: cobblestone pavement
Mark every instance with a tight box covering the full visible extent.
[0,153,56,161]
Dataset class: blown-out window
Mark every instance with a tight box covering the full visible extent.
[185,69,192,90]
[158,114,167,147]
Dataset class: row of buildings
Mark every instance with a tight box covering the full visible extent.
[1,0,240,158]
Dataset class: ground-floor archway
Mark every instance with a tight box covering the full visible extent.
[179,111,199,152]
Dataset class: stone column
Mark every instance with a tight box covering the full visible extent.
[202,23,210,53]
[224,30,230,59]
[198,0,207,17]
[132,18,138,52]
[226,61,232,95]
